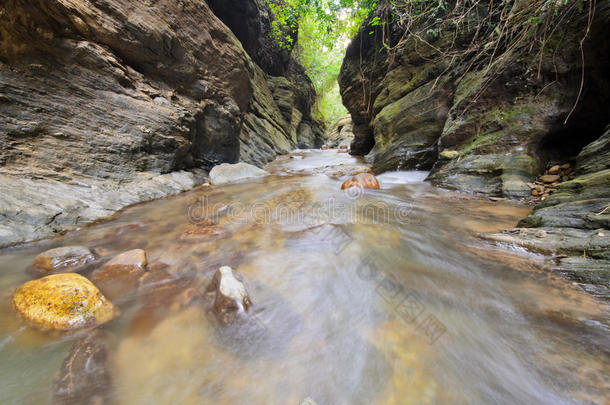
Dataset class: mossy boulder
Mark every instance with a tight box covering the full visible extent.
[13,273,117,330]
[371,80,452,172]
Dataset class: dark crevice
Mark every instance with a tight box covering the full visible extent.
[536,127,604,168]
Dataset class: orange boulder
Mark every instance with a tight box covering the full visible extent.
[341,173,380,190]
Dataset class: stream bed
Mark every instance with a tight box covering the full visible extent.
[0,150,608,404]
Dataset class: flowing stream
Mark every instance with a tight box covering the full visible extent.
[0,150,608,404]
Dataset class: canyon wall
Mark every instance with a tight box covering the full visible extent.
[0,0,324,247]
[339,0,609,197]
[338,0,609,281]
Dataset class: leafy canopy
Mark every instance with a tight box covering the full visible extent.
[264,0,379,125]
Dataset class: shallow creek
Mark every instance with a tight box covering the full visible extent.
[0,150,608,404]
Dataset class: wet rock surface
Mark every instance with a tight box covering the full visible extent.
[12,273,117,330]
[503,127,610,287]
[89,249,148,301]
[209,163,269,185]
[341,173,380,191]
[207,266,252,325]
[32,246,96,272]
[53,330,112,405]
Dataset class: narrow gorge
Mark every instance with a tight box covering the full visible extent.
[0,1,608,404]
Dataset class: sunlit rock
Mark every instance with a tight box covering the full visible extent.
[209,162,269,185]
[341,173,380,190]
[206,266,252,324]
[12,273,117,330]
[439,150,459,160]
[32,246,95,272]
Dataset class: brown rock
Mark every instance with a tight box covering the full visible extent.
[33,246,95,272]
[53,330,111,405]
[179,224,230,241]
[106,249,147,270]
[560,163,571,169]
[321,145,330,150]
[531,189,539,197]
[89,249,147,301]
[539,174,560,183]
[548,165,561,174]
[131,271,197,337]
[12,273,117,330]
[341,173,380,190]
[206,266,251,324]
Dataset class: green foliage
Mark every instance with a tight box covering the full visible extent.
[265,0,378,49]
[264,0,379,124]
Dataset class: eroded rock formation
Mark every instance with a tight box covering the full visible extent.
[338,0,610,288]
[0,0,324,247]
[339,0,610,197]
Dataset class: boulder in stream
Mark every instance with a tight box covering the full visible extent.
[89,249,148,301]
[53,330,111,405]
[207,266,252,324]
[32,246,96,272]
[12,273,117,330]
[341,173,380,191]
[209,162,269,185]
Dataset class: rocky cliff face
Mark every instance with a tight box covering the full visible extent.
[0,0,323,247]
[339,0,610,197]
[339,0,609,289]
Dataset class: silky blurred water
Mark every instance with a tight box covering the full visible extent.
[0,149,608,404]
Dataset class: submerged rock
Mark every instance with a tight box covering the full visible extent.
[104,249,147,270]
[179,224,230,241]
[32,246,95,272]
[341,173,380,190]
[209,163,269,185]
[53,330,111,405]
[207,266,252,324]
[89,249,147,301]
[12,273,117,330]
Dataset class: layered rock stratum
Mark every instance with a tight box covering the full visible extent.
[0,0,324,247]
